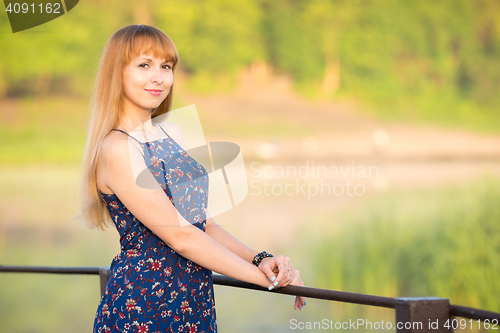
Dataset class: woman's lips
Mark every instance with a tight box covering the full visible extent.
[145,89,162,96]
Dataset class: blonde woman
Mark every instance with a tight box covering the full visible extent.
[80,24,305,332]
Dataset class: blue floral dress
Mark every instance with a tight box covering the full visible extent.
[93,124,217,333]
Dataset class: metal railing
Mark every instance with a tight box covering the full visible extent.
[1,264,499,332]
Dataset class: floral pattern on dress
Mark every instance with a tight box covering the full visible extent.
[93,128,217,333]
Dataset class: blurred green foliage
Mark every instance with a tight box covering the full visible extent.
[0,0,499,131]
[312,176,500,313]
[0,97,88,164]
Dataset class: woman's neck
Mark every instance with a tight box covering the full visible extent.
[117,102,158,141]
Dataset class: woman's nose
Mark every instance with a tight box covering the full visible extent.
[151,67,163,84]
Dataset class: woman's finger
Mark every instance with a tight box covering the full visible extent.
[280,262,294,287]
[273,261,289,287]
[289,270,306,310]
[258,260,278,290]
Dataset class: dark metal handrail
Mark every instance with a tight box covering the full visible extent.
[450,305,500,321]
[1,264,499,332]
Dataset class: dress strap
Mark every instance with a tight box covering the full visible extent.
[156,123,172,138]
[110,128,145,158]
[111,129,142,144]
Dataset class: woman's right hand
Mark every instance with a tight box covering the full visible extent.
[259,256,306,310]
[258,255,294,289]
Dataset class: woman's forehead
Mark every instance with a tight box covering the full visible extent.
[124,33,178,64]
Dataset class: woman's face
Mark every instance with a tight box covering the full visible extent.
[122,53,174,113]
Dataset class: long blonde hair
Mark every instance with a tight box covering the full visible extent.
[79,25,179,230]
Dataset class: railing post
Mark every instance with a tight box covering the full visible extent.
[395,297,452,333]
[98,267,110,297]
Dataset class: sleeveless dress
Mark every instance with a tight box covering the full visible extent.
[93,124,217,333]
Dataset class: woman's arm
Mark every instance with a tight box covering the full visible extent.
[204,214,306,309]
[205,214,294,288]
[99,134,273,289]
[204,213,258,262]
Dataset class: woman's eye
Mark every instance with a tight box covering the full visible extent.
[138,63,170,70]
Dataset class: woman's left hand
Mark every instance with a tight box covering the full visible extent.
[290,269,306,310]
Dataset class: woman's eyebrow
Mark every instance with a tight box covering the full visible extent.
[136,57,171,63]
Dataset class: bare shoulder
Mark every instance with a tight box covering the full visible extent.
[98,131,145,179]
[99,131,131,163]
[96,131,132,194]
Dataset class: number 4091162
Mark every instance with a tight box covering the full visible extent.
[444,318,498,330]
[5,2,62,14]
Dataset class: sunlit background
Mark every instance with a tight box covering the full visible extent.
[1,0,499,332]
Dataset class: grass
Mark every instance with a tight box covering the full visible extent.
[309,175,500,318]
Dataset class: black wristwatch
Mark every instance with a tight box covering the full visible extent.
[252,251,274,267]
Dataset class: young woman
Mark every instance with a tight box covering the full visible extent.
[80,24,305,332]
